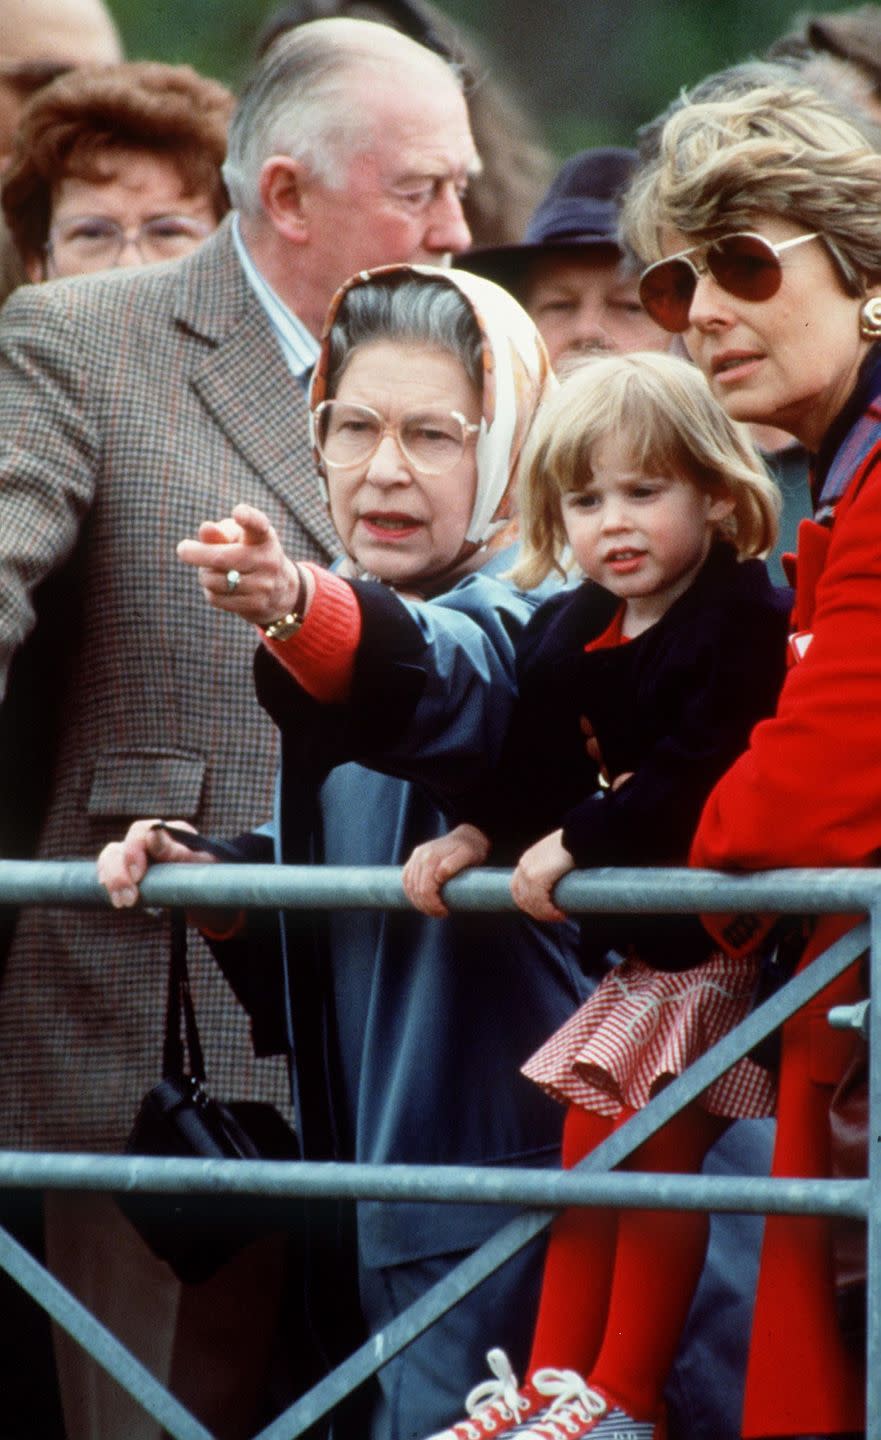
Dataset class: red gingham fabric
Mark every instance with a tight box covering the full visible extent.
[523,951,776,1119]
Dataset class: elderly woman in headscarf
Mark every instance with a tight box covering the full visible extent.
[99,263,592,1439]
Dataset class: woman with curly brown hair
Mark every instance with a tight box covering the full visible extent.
[2,59,233,282]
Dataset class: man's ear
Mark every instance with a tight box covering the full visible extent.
[258,155,311,244]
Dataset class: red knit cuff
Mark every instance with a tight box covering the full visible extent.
[261,563,362,702]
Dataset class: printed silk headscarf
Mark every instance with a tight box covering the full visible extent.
[309,263,555,580]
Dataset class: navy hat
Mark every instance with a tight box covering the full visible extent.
[456,146,637,289]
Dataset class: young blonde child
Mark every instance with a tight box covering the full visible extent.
[404,352,791,1440]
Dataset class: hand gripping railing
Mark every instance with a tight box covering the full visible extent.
[0,860,875,1440]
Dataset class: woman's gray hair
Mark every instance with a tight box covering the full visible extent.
[223,16,460,215]
[324,277,484,396]
[623,75,881,293]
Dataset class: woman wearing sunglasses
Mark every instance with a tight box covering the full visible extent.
[623,77,880,1440]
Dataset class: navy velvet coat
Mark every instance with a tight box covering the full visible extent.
[219,559,590,1266]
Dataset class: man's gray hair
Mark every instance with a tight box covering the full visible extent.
[223,17,460,215]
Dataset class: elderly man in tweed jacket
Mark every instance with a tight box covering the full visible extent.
[0,18,475,1439]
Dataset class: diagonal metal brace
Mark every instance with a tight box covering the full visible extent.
[0,1222,215,1440]
[254,921,869,1440]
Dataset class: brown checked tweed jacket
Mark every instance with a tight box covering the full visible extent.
[0,219,340,1150]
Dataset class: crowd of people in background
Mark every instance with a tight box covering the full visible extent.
[0,1,879,1439]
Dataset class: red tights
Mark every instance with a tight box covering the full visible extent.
[528,1103,727,1421]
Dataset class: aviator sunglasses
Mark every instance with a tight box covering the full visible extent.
[638,231,820,333]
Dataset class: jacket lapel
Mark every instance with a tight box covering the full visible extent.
[172,221,340,558]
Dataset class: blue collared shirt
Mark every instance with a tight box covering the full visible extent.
[231,213,320,385]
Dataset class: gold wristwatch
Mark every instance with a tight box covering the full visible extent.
[261,565,308,642]
[261,607,305,642]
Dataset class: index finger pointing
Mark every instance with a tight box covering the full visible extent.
[231,503,274,546]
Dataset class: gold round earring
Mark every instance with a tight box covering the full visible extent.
[859,296,881,339]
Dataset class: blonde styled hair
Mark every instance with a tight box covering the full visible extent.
[511,351,780,590]
[622,78,881,292]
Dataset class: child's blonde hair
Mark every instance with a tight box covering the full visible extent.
[511,351,781,590]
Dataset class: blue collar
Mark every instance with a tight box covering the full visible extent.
[230,214,319,383]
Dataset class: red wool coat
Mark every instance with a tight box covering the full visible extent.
[690,395,881,1433]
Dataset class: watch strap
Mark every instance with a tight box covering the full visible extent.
[261,563,307,642]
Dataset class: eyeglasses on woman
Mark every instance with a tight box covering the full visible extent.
[638,230,821,333]
[312,399,480,474]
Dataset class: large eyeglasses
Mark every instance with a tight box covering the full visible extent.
[46,214,214,274]
[638,231,821,333]
[312,400,480,474]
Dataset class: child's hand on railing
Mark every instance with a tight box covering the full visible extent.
[511,829,575,923]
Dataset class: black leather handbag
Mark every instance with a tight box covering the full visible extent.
[119,906,299,1284]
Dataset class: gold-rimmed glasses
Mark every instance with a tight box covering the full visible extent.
[312,399,480,474]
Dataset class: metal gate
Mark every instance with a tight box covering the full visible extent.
[0,859,874,1439]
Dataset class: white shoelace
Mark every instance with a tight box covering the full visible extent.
[516,1374,607,1438]
[457,1348,531,1434]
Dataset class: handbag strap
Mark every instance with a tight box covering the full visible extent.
[163,910,208,1082]
[153,822,253,1085]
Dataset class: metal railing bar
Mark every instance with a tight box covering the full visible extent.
[0,862,870,1439]
[3,858,881,914]
[0,1223,216,1440]
[254,921,870,1440]
[828,999,870,1036]
[0,1152,866,1217]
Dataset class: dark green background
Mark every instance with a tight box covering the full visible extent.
[108,0,875,155]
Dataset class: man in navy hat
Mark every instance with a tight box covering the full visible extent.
[457,146,670,368]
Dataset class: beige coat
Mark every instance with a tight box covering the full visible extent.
[0,220,339,1149]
